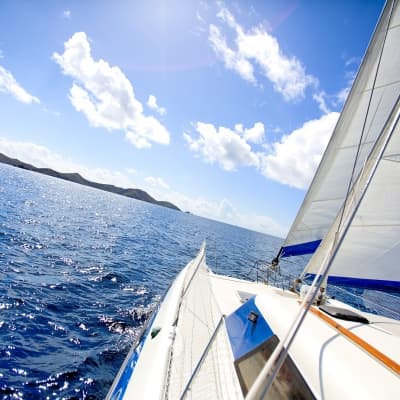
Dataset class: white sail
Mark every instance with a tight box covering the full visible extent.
[281,0,400,258]
[303,95,400,289]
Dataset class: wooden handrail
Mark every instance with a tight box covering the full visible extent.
[308,305,400,375]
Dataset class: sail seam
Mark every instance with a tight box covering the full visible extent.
[310,197,353,203]
[346,223,400,228]
[337,140,375,150]
[383,155,400,162]
[361,78,400,92]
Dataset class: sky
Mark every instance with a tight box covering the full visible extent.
[0,0,385,238]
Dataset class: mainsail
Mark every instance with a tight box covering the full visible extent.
[279,0,400,259]
[303,95,400,290]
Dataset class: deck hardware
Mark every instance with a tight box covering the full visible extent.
[247,311,258,324]
[151,327,161,339]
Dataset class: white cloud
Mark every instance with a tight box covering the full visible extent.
[41,105,62,118]
[146,94,166,116]
[52,32,170,149]
[334,68,357,107]
[209,24,256,83]
[184,121,261,171]
[125,167,137,175]
[0,65,40,104]
[143,182,287,237]
[209,6,317,101]
[184,113,339,190]
[313,91,330,114]
[259,112,339,189]
[243,122,264,143]
[63,10,71,19]
[335,87,350,106]
[345,56,360,67]
[0,137,137,189]
[234,122,265,143]
[0,50,4,59]
[215,198,286,237]
[332,62,358,107]
[185,111,338,191]
[144,176,170,190]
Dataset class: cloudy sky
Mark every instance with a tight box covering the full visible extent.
[0,0,384,237]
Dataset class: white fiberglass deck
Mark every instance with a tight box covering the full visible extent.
[209,272,400,399]
[110,247,400,399]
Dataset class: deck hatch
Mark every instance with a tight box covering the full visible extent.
[225,297,273,360]
[234,335,316,399]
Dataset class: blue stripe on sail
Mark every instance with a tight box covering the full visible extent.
[281,239,322,258]
[304,274,400,292]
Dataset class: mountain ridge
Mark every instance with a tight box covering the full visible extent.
[0,153,180,211]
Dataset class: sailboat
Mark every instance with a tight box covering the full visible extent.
[107,1,400,398]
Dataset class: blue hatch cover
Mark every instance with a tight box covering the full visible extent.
[225,296,273,360]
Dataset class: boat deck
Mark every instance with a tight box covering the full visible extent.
[108,249,400,400]
[209,271,400,399]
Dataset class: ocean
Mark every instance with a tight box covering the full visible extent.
[1,164,398,399]
[0,164,285,398]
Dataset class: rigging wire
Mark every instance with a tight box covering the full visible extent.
[330,284,400,319]
[247,100,400,400]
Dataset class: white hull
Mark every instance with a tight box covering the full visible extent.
[107,245,400,399]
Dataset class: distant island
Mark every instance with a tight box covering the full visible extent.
[0,153,180,211]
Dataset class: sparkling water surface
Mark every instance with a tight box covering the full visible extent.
[0,164,398,399]
[0,164,284,399]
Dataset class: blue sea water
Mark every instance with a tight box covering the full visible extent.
[0,164,285,399]
[0,164,399,399]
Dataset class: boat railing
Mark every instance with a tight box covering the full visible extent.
[252,259,296,290]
